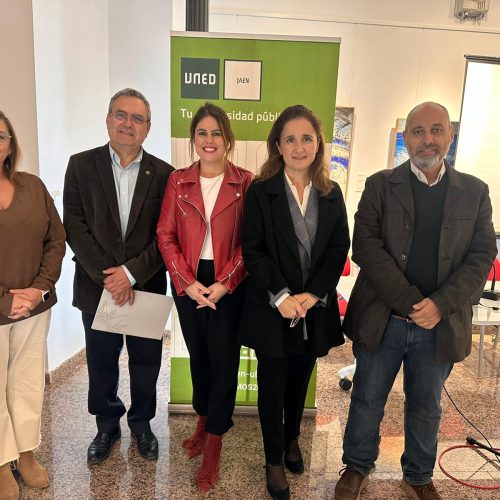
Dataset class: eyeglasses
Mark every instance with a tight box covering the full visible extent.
[290,299,308,328]
[109,111,149,125]
[0,132,12,142]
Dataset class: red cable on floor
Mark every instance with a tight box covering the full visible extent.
[438,444,500,490]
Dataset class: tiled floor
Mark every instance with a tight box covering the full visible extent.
[17,328,500,499]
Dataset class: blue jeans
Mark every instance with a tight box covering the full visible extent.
[342,317,453,485]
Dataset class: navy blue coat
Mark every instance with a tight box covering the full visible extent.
[239,170,350,358]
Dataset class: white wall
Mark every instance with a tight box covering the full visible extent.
[172,0,186,31]
[208,1,500,222]
[0,0,38,174]
[109,0,173,162]
[32,0,110,370]
[30,0,174,370]
[211,0,500,30]
[3,1,173,370]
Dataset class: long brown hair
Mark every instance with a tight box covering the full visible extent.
[257,105,332,195]
[189,102,235,162]
[0,110,20,181]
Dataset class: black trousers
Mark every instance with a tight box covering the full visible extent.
[256,350,317,464]
[82,312,163,434]
[172,260,244,435]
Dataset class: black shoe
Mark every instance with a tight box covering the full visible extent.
[284,439,304,474]
[265,464,290,500]
[87,428,121,464]
[133,430,158,460]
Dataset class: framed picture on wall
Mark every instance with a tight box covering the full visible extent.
[390,118,407,168]
[330,107,355,196]
[389,118,460,168]
[446,121,460,166]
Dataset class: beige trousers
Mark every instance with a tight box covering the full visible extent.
[0,310,51,466]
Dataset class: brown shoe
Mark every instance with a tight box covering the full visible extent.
[334,467,369,500]
[400,479,442,499]
[16,451,49,489]
[0,463,19,500]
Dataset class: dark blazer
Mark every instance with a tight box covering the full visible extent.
[343,161,497,363]
[63,144,174,313]
[239,170,350,358]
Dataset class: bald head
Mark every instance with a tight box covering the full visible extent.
[405,102,451,131]
[403,102,454,175]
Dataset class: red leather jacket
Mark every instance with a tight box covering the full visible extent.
[157,161,253,295]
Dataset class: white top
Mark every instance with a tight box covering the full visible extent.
[199,173,224,260]
[284,171,312,216]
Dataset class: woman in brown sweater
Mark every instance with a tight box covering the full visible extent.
[0,111,65,500]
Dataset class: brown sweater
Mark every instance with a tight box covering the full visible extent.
[0,172,66,324]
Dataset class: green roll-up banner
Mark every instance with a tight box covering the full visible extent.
[169,32,340,413]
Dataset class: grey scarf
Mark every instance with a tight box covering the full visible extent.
[284,176,319,340]
[284,177,319,286]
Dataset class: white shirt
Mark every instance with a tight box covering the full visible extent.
[284,171,312,216]
[199,173,224,260]
[410,161,446,187]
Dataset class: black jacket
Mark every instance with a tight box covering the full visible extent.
[343,162,497,363]
[63,144,174,313]
[239,171,350,358]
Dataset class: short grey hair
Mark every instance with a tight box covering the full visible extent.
[108,88,151,122]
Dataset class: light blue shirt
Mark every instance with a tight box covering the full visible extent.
[109,145,142,286]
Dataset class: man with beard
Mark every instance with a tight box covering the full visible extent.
[335,102,496,500]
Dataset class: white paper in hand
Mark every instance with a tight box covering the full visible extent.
[92,289,173,340]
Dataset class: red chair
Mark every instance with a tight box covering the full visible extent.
[486,258,500,350]
[341,258,351,277]
[487,258,500,281]
[337,257,351,317]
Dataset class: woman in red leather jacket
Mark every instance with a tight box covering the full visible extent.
[157,102,252,492]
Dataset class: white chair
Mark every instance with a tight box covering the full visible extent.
[337,259,356,391]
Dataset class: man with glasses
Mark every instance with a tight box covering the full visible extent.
[63,88,174,464]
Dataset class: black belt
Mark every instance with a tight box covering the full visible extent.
[391,314,415,324]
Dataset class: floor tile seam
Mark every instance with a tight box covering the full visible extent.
[434,470,497,478]
[435,468,500,474]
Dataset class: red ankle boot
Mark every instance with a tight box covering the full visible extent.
[196,433,222,492]
[182,416,207,459]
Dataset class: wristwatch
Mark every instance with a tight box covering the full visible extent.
[41,290,51,302]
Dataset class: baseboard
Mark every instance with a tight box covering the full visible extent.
[45,348,86,385]
[168,403,317,416]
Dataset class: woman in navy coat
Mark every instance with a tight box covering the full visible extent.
[239,105,350,499]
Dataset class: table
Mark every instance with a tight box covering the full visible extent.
[472,299,500,377]
[337,275,357,301]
